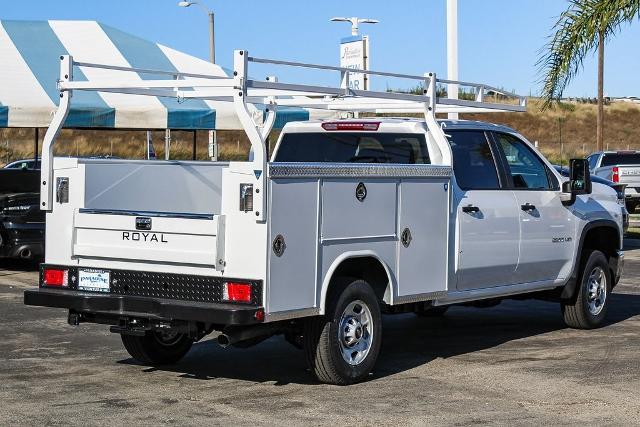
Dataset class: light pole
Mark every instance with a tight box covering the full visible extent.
[446,0,459,120]
[330,16,379,36]
[178,1,215,64]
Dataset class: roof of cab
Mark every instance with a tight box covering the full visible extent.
[280,117,518,135]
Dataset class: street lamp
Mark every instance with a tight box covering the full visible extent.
[178,1,215,64]
[330,16,379,36]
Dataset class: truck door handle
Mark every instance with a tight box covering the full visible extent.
[462,204,480,213]
[521,203,536,212]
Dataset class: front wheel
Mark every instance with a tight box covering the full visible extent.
[121,330,193,365]
[561,250,611,329]
[304,279,382,385]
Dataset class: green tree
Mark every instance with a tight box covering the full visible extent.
[538,0,639,151]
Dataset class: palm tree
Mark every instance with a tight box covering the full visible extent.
[538,0,639,151]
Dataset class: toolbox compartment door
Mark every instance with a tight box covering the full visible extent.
[72,210,225,268]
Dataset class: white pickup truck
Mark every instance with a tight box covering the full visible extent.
[588,151,640,212]
[24,52,624,385]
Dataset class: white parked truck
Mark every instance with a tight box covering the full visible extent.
[588,150,640,212]
[25,52,624,385]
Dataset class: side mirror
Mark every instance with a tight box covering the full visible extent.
[562,158,592,203]
[569,158,592,194]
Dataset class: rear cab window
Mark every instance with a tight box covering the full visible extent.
[601,153,640,167]
[273,132,430,164]
[446,130,501,190]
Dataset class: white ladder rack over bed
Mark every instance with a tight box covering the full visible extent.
[41,49,527,222]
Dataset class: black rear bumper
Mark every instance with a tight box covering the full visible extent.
[24,287,263,325]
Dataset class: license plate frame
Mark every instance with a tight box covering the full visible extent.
[78,269,111,293]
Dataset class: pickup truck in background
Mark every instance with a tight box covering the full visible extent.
[588,151,640,212]
[23,52,626,385]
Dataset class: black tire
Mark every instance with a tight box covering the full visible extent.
[304,279,382,385]
[415,305,449,317]
[626,201,638,213]
[121,330,193,365]
[561,250,611,329]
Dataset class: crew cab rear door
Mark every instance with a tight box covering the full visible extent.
[449,130,520,290]
[491,132,574,283]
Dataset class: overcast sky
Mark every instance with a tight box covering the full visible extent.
[3,0,639,97]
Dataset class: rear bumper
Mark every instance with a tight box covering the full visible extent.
[24,287,263,325]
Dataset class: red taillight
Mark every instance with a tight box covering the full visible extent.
[223,282,252,303]
[321,122,380,131]
[613,166,619,183]
[43,268,68,287]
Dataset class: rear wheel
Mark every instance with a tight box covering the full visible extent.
[304,279,382,385]
[561,250,611,329]
[121,330,193,365]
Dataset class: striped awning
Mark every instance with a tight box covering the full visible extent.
[0,20,309,130]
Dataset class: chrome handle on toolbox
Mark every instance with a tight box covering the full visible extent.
[462,204,479,213]
[56,177,69,204]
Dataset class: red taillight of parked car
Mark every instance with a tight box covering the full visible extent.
[612,166,620,183]
[43,268,68,287]
[223,282,252,303]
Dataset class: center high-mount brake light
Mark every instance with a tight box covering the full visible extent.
[223,282,252,303]
[321,122,380,131]
[43,268,68,287]
[612,166,620,183]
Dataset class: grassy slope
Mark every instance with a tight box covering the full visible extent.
[1,98,639,165]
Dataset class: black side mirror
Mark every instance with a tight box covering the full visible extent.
[562,158,592,199]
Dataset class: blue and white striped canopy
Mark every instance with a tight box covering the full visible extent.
[0,20,308,130]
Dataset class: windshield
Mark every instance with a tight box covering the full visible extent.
[273,132,430,164]
[601,153,640,167]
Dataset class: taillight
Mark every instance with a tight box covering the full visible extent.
[223,282,252,303]
[43,268,68,287]
[612,167,619,183]
[321,122,380,131]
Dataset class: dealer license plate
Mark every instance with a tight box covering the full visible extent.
[78,269,110,293]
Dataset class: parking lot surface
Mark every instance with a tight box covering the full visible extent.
[2,246,640,426]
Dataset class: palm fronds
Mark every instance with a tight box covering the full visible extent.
[538,0,640,109]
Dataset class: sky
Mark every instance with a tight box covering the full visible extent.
[2,0,639,97]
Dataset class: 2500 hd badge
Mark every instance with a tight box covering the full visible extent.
[122,231,168,243]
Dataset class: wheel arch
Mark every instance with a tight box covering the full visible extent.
[561,219,621,299]
[319,251,395,315]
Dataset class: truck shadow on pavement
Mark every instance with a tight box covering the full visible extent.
[0,258,39,273]
[118,293,640,385]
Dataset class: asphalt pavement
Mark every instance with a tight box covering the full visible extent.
[1,247,640,425]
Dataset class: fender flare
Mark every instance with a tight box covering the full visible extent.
[318,250,395,315]
[561,219,621,299]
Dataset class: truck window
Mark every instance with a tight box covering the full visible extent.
[601,153,640,166]
[273,133,430,164]
[447,130,500,190]
[587,154,599,170]
[493,133,551,190]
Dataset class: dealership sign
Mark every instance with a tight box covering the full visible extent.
[340,35,369,90]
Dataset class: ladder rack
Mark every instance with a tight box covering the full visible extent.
[41,49,527,223]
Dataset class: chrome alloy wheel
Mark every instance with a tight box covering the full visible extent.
[338,300,373,366]
[586,266,607,316]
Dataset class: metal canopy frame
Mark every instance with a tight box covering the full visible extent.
[40,49,527,223]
